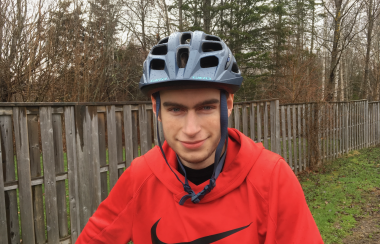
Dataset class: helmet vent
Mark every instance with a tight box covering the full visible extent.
[181,33,192,44]
[158,37,169,44]
[151,59,166,70]
[177,48,189,68]
[152,45,168,55]
[231,62,239,73]
[205,35,221,42]
[200,56,219,68]
[202,42,223,52]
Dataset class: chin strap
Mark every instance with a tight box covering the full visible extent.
[154,91,229,205]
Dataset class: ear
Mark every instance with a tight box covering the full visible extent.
[227,93,234,117]
[151,95,161,122]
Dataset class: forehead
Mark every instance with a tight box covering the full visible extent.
[160,88,220,103]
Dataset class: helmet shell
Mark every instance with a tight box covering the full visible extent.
[139,31,243,95]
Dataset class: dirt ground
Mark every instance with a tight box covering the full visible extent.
[343,189,380,244]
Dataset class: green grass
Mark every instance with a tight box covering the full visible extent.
[299,147,380,243]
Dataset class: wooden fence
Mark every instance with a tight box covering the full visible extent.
[0,99,379,244]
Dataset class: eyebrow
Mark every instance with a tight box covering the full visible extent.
[162,99,220,109]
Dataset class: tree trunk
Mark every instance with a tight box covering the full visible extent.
[363,0,374,100]
[327,0,342,101]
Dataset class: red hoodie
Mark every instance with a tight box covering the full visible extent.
[77,128,323,243]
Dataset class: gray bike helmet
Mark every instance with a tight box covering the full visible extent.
[139,31,243,206]
[139,31,243,95]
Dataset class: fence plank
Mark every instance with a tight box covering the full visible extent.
[139,104,149,155]
[228,110,233,128]
[123,105,134,168]
[264,103,268,149]
[13,107,36,244]
[40,107,60,244]
[302,105,306,170]
[250,104,255,141]
[297,105,302,171]
[64,106,80,242]
[52,113,69,238]
[74,105,91,231]
[0,133,8,244]
[27,114,45,243]
[88,107,101,212]
[234,105,240,131]
[292,105,298,173]
[0,115,21,244]
[242,105,248,136]
[97,112,108,201]
[147,109,153,150]
[281,106,287,161]
[116,111,124,177]
[107,105,118,190]
[275,101,280,154]
[287,106,293,170]
[132,111,139,158]
[257,104,262,143]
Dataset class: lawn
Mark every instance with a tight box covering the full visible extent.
[299,146,380,243]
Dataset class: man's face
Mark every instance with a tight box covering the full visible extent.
[152,88,233,169]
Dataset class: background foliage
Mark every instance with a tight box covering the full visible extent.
[1,0,380,103]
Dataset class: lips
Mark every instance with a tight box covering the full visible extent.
[180,139,206,149]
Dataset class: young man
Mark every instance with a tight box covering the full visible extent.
[77,31,323,243]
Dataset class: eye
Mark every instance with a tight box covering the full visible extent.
[168,107,182,112]
[203,106,212,110]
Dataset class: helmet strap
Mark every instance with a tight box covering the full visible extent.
[154,91,229,205]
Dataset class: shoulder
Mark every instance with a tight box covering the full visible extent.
[121,147,161,195]
[246,149,292,202]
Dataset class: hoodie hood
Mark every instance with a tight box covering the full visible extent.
[143,128,265,204]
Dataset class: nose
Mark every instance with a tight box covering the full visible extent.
[182,110,201,137]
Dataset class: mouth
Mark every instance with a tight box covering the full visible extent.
[180,139,206,149]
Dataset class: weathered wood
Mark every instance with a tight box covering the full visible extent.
[297,105,302,170]
[0,115,21,244]
[257,104,262,143]
[287,106,293,170]
[13,107,36,244]
[250,104,255,141]
[302,105,306,170]
[345,103,349,153]
[107,105,118,190]
[228,109,233,128]
[64,106,80,242]
[40,106,60,244]
[52,113,69,238]
[132,111,139,158]
[270,101,279,154]
[88,107,101,212]
[275,100,280,154]
[292,105,297,173]
[242,105,248,136]
[147,109,153,150]
[139,104,149,155]
[281,106,287,161]
[97,112,108,201]
[0,133,8,244]
[123,105,134,168]
[115,111,124,177]
[264,103,268,149]
[74,105,91,231]
[27,114,45,243]
[234,105,240,131]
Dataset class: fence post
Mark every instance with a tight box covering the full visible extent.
[64,106,80,242]
[270,100,279,154]
[365,100,369,147]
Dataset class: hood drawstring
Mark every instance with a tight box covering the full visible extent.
[154,91,229,205]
